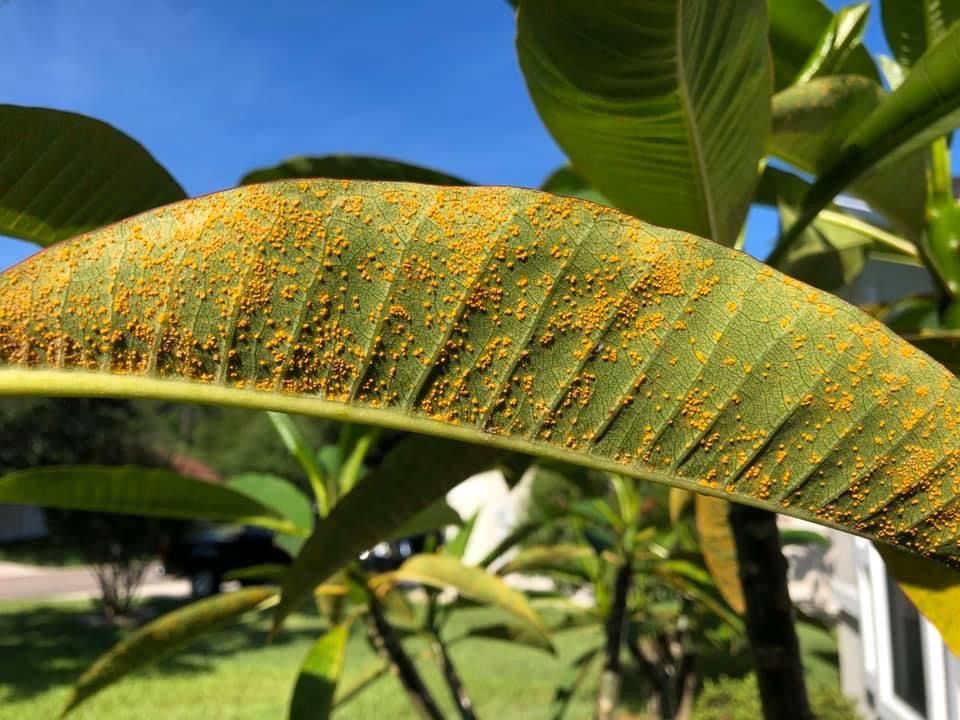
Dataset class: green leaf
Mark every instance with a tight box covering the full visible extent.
[4,180,960,598]
[652,564,744,631]
[795,2,871,84]
[62,588,275,717]
[443,510,478,560]
[477,519,556,569]
[877,54,907,89]
[0,105,186,247]
[882,296,939,333]
[903,330,960,374]
[779,529,831,548]
[516,1,770,246]
[224,563,289,582]
[337,424,379,496]
[759,166,916,291]
[540,166,611,207]
[497,544,597,581]
[240,155,469,187]
[768,0,880,90]
[877,543,960,657]
[881,0,960,69]
[390,498,462,541]
[385,554,552,650]
[277,435,501,628]
[548,645,603,720]
[267,412,330,514]
[780,22,960,243]
[226,472,314,532]
[695,495,745,614]
[456,621,557,653]
[769,75,926,238]
[0,466,299,533]
[334,659,390,707]
[289,623,351,720]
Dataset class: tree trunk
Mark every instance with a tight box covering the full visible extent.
[728,504,813,720]
[368,595,446,720]
[596,559,632,720]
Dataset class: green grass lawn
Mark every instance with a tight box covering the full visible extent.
[0,596,842,719]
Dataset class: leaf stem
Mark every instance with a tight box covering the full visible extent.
[367,592,446,720]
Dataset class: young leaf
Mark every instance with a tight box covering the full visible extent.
[0,105,185,247]
[383,554,553,650]
[289,623,351,720]
[0,466,299,533]
[240,155,469,187]
[2,181,960,601]
[769,75,925,239]
[443,510,478,560]
[516,0,770,246]
[336,424,379,495]
[758,166,917,291]
[780,22,960,243]
[695,495,746,614]
[768,0,880,90]
[268,412,330,513]
[794,2,871,84]
[62,588,276,716]
[227,472,314,532]
[880,0,960,69]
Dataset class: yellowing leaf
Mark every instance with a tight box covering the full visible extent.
[877,543,960,657]
[385,554,552,650]
[695,495,745,614]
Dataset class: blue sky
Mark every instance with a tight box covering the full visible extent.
[0,1,947,269]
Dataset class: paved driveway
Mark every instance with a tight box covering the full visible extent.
[0,561,189,602]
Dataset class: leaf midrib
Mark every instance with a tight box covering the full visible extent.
[674,0,719,243]
[0,365,901,546]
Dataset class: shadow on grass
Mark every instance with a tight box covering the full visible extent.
[0,596,324,702]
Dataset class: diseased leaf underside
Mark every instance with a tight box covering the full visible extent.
[1,181,959,564]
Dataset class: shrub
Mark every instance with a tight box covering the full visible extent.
[694,675,861,720]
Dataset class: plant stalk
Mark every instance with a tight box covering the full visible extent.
[368,594,446,720]
[427,593,478,720]
[728,504,813,720]
[596,558,632,720]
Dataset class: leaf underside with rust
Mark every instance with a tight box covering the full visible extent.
[2,181,960,568]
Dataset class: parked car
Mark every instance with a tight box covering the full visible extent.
[161,525,291,598]
[163,524,440,597]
